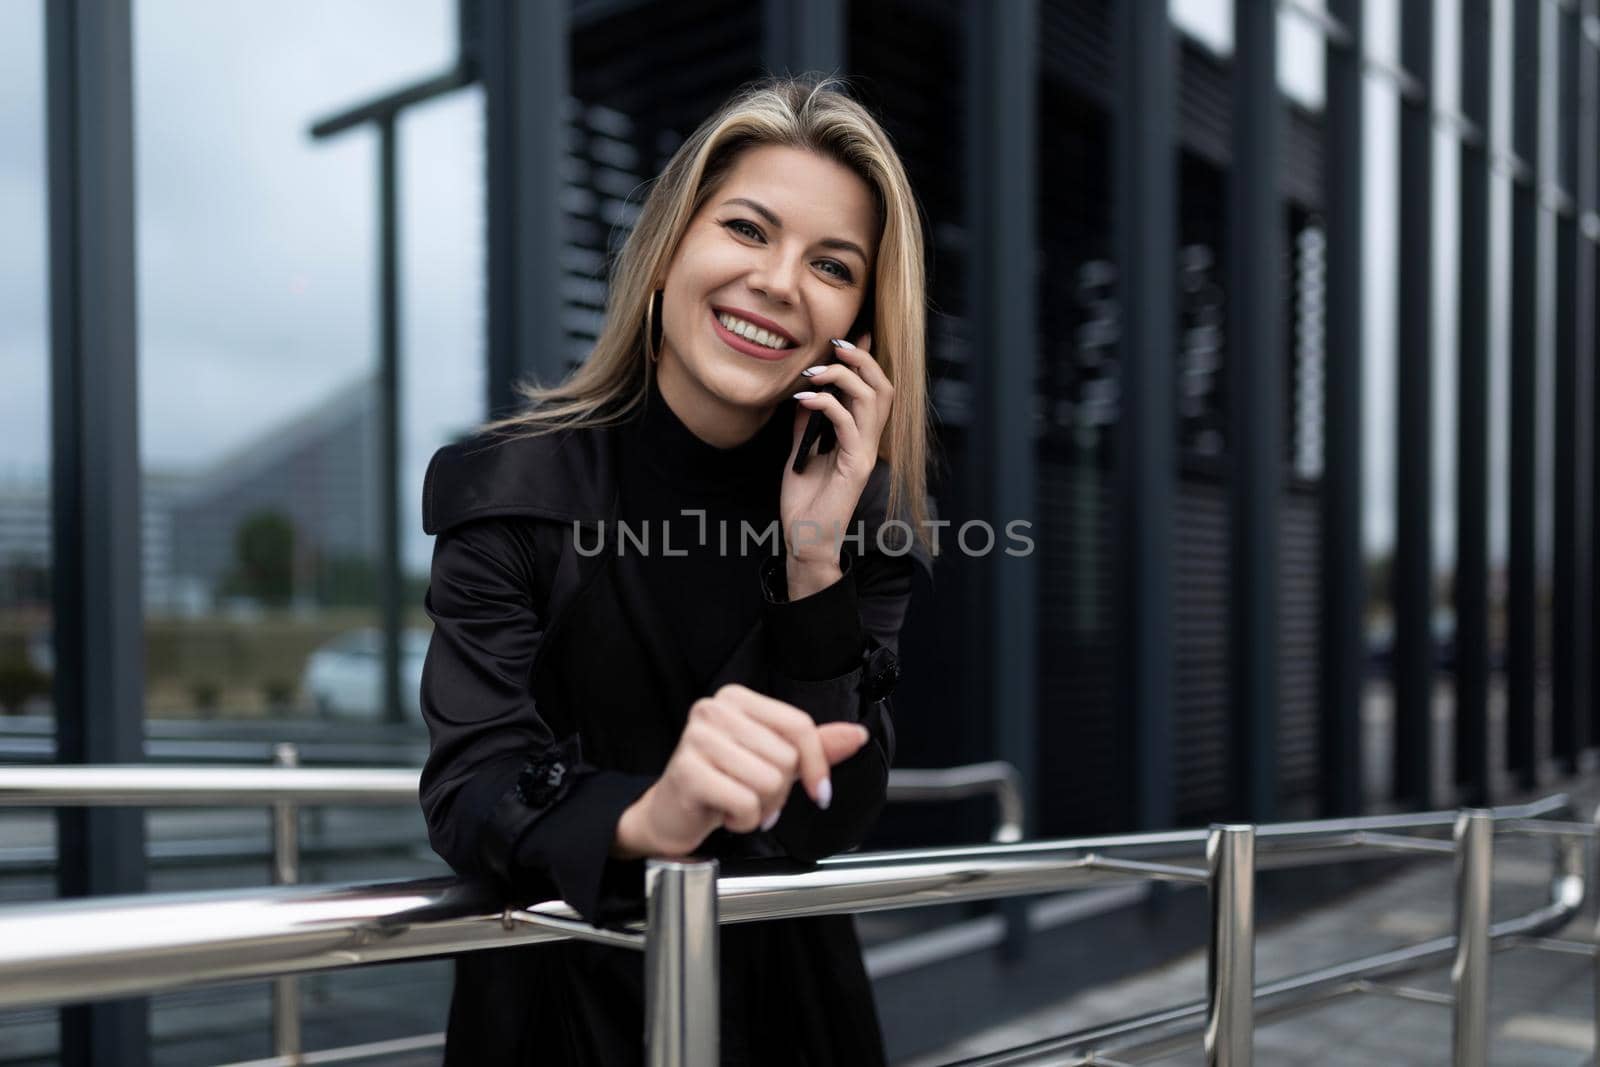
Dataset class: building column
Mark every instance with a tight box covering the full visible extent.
[1321,0,1366,816]
[965,0,1038,954]
[44,2,149,1062]
[1455,0,1493,805]
[1552,0,1594,773]
[1393,0,1436,807]
[1113,0,1176,830]
[1506,0,1542,791]
[1228,0,1281,822]
[481,0,571,415]
[763,0,844,76]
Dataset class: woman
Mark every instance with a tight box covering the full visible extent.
[418,73,934,1065]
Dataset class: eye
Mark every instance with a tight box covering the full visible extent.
[723,218,855,283]
[723,218,764,241]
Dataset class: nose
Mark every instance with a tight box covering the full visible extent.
[747,246,803,306]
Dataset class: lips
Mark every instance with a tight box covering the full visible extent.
[710,305,800,347]
[710,308,797,362]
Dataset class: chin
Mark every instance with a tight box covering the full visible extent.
[695,353,797,411]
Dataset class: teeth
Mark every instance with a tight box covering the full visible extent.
[717,312,790,350]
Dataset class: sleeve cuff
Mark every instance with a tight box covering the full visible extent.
[759,551,866,680]
[512,769,656,926]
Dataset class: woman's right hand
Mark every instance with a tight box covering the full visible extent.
[612,683,871,859]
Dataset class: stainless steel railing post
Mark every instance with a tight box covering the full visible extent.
[644,859,719,1067]
[1451,809,1492,1067]
[1205,824,1255,1067]
[272,743,303,1063]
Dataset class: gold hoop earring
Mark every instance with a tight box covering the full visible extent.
[643,289,663,364]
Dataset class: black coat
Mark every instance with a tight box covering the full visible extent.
[417,412,933,1066]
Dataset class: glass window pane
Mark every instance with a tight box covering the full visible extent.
[400,87,485,599]
[0,0,52,727]
[0,11,54,1067]
[133,2,465,1055]
[136,0,452,726]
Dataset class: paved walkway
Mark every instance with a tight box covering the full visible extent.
[899,783,1600,1066]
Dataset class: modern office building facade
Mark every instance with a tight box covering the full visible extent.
[2,0,1597,1063]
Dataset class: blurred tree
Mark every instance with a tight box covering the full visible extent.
[316,551,377,607]
[0,652,48,714]
[224,511,296,607]
[0,560,51,607]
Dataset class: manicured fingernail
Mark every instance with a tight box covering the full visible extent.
[854,725,870,744]
[760,810,780,832]
[793,390,817,400]
[801,365,828,377]
[816,777,833,810]
[830,338,855,349]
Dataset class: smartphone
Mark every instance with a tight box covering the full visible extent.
[792,295,874,474]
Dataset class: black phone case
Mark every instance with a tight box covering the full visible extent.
[792,378,840,474]
[792,299,872,474]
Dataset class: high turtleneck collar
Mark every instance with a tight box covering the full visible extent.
[623,374,796,496]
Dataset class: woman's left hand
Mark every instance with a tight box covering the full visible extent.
[779,330,893,596]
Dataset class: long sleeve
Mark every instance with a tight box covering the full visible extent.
[756,545,915,861]
[418,517,655,925]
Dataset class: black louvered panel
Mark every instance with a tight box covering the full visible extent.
[1172,480,1324,825]
[1042,0,1324,210]
[1178,35,1323,210]
[557,100,639,366]
[1178,38,1233,172]
[1278,207,1325,812]
[1036,447,1122,835]
[564,0,764,367]
[1033,53,1121,836]
[1278,488,1322,811]
[1174,475,1231,822]
[849,0,969,405]
[1172,142,1232,825]
[1040,0,1113,107]
[1039,80,1114,460]
[844,0,990,835]
[1180,151,1228,459]
[1170,152,1326,824]
[1282,106,1323,209]
[572,0,761,127]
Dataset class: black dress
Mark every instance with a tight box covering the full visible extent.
[418,378,926,1066]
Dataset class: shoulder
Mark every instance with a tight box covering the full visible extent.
[422,424,612,537]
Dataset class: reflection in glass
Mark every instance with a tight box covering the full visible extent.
[130,1,465,1057]
[0,1,51,723]
[0,5,59,1058]
[135,0,461,725]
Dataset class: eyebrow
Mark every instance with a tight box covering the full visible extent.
[719,197,870,264]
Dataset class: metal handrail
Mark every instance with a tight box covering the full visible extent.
[0,754,1023,1062]
[935,809,1595,1067]
[0,832,1252,1003]
[0,770,1592,1065]
[0,763,421,806]
[0,760,1024,842]
[881,761,1025,842]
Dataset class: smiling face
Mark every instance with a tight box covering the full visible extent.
[654,143,879,447]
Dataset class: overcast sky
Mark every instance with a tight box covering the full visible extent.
[1,0,482,571]
[1,0,1521,577]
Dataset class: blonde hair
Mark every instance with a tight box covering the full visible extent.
[478,72,932,547]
